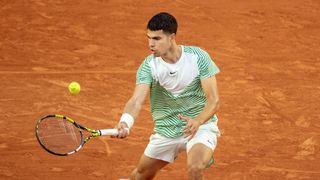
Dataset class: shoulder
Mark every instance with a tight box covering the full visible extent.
[137,55,154,74]
[137,55,154,71]
[141,54,154,65]
[183,46,209,57]
[183,46,213,68]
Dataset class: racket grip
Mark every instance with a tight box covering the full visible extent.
[99,128,129,136]
[100,129,118,136]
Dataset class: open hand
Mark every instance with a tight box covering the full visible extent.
[179,114,201,140]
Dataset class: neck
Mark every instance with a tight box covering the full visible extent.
[161,43,182,64]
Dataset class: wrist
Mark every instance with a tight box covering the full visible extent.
[193,118,204,125]
[119,113,135,129]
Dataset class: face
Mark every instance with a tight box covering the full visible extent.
[147,29,174,57]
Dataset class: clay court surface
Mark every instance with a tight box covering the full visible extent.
[1,0,319,179]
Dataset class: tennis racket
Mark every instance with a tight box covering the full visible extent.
[35,114,128,156]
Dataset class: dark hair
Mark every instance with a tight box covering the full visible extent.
[147,12,178,34]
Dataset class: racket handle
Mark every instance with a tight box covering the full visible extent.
[99,128,129,136]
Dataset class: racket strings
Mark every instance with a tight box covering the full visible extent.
[37,117,82,154]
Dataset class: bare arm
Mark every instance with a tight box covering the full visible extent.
[123,83,150,120]
[116,84,150,138]
[180,75,219,137]
[194,75,220,124]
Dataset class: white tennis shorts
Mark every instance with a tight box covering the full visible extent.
[144,122,220,163]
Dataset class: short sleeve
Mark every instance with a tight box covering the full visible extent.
[197,49,220,79]
[136,58,153,84]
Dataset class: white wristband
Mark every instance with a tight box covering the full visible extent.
[119,113,134,129]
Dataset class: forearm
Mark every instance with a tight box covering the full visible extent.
[119,97,143,129]
[118,84,150,129]
[193,99,219,125]
[123,97,142,120]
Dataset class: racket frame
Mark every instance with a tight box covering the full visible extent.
[35,114,102,156]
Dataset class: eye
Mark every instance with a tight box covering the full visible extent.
[147,35,161,41]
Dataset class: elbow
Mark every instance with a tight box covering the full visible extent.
[215,100,220,111]
[207,97,220,112]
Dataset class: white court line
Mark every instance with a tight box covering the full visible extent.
[0,70,136,74]
[252,165,320,174]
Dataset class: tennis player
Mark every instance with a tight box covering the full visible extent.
[114,12,221,180]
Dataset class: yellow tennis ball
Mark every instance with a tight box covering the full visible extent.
[68,82,80,94]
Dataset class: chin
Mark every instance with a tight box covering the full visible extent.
[153,53,161,57]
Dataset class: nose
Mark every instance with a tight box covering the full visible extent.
[148,39,155,48]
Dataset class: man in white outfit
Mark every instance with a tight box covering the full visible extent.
[114,12,221,180]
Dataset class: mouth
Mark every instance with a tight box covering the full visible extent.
[150,49,156,54]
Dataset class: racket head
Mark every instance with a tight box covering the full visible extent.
[35,115,84,156]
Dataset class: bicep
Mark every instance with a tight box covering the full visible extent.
[200,75,219,102]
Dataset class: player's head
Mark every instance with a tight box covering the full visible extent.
[147,12,178,57]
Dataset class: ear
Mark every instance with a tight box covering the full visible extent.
[169,33,176,41]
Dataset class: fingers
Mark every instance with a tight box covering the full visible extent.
[112,123,129,139]
[178,114,189,122]
[182,126,196,136]
[117,125,129,138]
[182,131,196,141]
[183,126,194,133]
[183,126,196,141]
[185,134,195,141]
[180,114,192,133]
[179,114,198,140]
[179,114,191,131]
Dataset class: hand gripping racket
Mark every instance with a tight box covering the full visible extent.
[35,114,128,156]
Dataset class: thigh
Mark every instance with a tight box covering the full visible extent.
[136,154,169,174]
[187,143,213,167]
[186,122,218,166]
